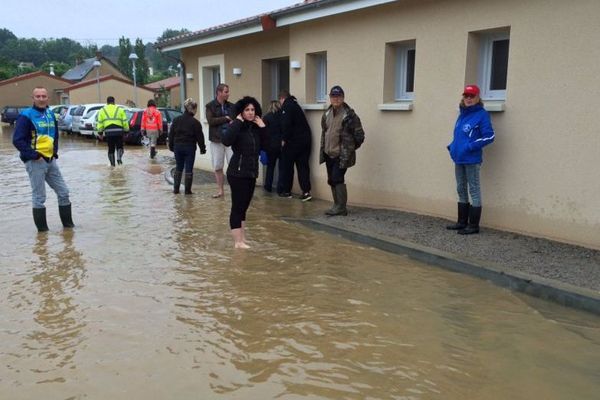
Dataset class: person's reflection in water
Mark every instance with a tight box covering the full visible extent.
[28,231,86,373]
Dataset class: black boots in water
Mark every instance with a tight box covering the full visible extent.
[150,147,156,159]
[33,208,49,232]
[447,202,470,230]
[173,170,182,194]
[325,184,348,216]
[184,173,193,195]
[458,206,482,235]
[108,153,116,167]
[117,148,124,165]
[59,204,75,228]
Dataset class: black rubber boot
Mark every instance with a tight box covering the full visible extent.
[327,184,348,216]
[325,185,339,215]
[33,208,49,232]
[184,173,193,195]
[150,147,156,159]
[458,206,482,235]
[447,202,470,230]
[117,148,124,165]
[59,204,75,228]
[173,170,182,194]
[108,153,116,167]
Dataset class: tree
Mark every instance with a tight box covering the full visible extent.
[0,28,17,48]
[134,38,149,85]
[118,36,133,79]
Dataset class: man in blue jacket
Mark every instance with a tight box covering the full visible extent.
[13,87,74,232]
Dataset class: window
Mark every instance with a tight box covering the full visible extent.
[262,58,289,105]
[306,52,327,103]
[394,43,416,101]
[479,32,510,100]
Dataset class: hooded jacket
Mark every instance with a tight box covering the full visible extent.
[448,104,495,164]
[141,106,163,132]
[280,96,311,147]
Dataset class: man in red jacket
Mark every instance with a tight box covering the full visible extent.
[141,99,163,159]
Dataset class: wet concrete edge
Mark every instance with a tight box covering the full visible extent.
[289,218,600,316]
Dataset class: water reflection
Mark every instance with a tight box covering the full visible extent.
[27,231,86,379]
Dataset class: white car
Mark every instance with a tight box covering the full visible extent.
[79,109,100,137]
[72,103,104,135]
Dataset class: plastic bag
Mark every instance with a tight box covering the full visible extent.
[259,150,268,165]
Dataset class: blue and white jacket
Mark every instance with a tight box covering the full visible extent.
[447,104,495,164]
[13,106,59,162]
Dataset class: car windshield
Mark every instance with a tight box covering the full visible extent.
[84,110,97,118]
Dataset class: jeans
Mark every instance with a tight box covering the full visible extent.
[25,159,70,208]
[455,163,481,207]
[174,144,197,173]
[325,155,347,186]
[265,147,281,192]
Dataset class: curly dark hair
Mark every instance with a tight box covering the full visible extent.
[234,96,262,118]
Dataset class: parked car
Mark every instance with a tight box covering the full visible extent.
[50,105,68,121]
[71,103,104,135]
[79,109,100,137]
[1,106,28,125]
[58,105,80,134]
[123,107,182,145]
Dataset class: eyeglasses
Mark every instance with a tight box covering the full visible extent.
[462,94,476,99]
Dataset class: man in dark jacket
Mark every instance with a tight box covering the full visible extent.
[319,85,365,216]
[13,87,74,231]
[205,84,234,198]
[278,90,312,201]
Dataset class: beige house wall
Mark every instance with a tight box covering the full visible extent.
[68,80,154,107]
[177,0,600,248]
[0,76,69,108]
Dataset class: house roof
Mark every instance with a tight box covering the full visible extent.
[63,74,152,92]
[145,76,180,90]
[0,70,73,87]
[155,0,396,51]
[61,56,122,81]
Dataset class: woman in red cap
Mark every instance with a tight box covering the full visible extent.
[446,84,495,234]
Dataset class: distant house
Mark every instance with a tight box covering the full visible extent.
[145,76,181,109]
[64,74,154,108]
[0,71,72,109]
[62,54,127,83]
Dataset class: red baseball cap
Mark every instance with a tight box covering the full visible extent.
[463,85,480,96]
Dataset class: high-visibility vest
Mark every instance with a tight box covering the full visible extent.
[97,104,129,133]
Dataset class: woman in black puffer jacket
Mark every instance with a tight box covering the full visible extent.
[221,96,267,249]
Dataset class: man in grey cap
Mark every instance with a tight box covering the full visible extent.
[319,85,365,216]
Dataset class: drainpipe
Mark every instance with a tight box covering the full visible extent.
[177,61,185,113]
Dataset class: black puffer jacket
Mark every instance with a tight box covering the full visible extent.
[168,111,206,152]
[221,119,267,179]
[263,110,283,152]
[281,96,311,147]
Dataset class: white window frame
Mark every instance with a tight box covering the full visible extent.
[394,44,415,101]
[479,32,509,100]
[315,53,327,103]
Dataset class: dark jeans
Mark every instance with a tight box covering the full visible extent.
[106,135,123,155]
[279,143,311,194]
[265,147,281,192]
[325,154,347,186]
[227,175,256,229]
[174,144,196,173]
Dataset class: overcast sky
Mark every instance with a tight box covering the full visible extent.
[0,0,299,46]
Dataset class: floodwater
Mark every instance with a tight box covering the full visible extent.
[1,125,599,400]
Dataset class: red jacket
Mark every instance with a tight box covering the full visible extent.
[141,106,163,131]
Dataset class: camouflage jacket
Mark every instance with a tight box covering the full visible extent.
[319,103,365,169]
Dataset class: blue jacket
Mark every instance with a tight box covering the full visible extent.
[13,106,59,162]
[448,104,494,164]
